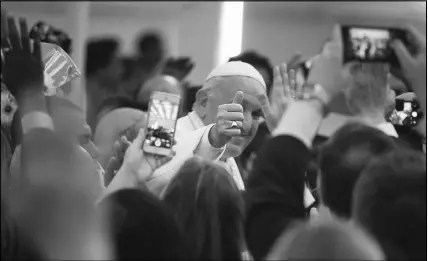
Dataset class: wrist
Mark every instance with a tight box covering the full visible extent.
[208,124,226,148]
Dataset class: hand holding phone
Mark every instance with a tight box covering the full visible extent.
[143,91,181,156]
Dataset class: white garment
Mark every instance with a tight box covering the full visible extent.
[176,111,246,191]
[146,111,246,197]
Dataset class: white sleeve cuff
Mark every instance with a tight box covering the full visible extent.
[21,112,55,134]
[272,101,324,149]
[194,124,226,161]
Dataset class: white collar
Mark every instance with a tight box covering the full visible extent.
[376,122,399,138]
[188,111,205,130]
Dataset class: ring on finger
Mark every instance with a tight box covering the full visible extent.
[230,121,238,128]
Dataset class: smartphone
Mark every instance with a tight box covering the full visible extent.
[341,25,408,66]
[143,91,181,156]
[390,99,421,127]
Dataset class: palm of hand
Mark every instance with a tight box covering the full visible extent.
[3,17,44,97]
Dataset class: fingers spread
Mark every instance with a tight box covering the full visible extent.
[18,17,30,52]
[7,16,20,50]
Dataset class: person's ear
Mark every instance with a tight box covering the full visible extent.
[194,88,208,118]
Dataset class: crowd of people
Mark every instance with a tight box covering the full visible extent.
[1,4,427,261]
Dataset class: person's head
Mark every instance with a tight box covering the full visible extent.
[162,157,245,260]
[345,63,395,120]
[85,38,123,88]
[96,96,146,127]
[136,75,183,107]
[94,108,146,169]
[137,31,165,63]
[229,51,273,95]
[267,219,384,260]
[317,122,396,219]
[99,188,188,260]
[352,148,426,261]
[46,96,99,160]
[193,62,266,157]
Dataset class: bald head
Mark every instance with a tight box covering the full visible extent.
[137,75,182,106]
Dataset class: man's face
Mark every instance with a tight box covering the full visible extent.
[203,76,266,157]
[254,66,271,92]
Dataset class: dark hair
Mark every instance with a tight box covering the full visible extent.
[318,122,396,218]
[352,149,427,260]
[137,32,163,54]
[163,157,245,260]
[228,51,273,94]
[1,127,11,192]
[85,38,119,77]
[99,189,188,260]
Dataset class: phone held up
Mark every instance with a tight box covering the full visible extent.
[390,99,422,128]
[143,91,181,157]
[341,25,408,66]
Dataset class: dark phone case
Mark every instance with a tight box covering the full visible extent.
[341,25,407,66]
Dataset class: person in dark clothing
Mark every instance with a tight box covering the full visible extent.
[352,149,426,261]
[99,189,189,260]
[245,37,346,260]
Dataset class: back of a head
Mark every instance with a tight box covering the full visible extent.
[344,63,391,116]
[99,188,187,260]
[318,122,396,218]
[267,219,384,260]
[163,157,245,260]
[86,38,119,77]
[137,31,164,55]
[136,75,182,106]
[228,51,273,93]
[352,148,427,260]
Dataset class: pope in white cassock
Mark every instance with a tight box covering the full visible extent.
[146,61,315,207]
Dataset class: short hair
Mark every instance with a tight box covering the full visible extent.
[99,189,189,260]
[345,63,390,115]
[229,51,273,94]
[85,38,119,77]
[267,219,384,260]
[137,31,163,54]
[352,149,427,260]
[163,157,245,260]
[318,122,396,218]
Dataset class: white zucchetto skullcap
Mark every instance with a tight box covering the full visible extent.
[205,61,266,89]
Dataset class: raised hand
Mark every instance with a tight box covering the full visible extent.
[260,63,292,131]
[306,25,345,103]
[3,16,44,99]
[209,91,245,148]
[392,26,426,99]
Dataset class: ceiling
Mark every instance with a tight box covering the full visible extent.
[2,2,197,19]
[3,2,426,23]
[245,2,426,25]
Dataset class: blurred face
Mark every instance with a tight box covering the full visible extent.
[201,76,265,157]
[101,54,124,88]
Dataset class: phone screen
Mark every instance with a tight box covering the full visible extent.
[341,26,407,65]
[143,92,180,156]
[390,100,420,127]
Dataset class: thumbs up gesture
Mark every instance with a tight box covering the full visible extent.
[209,91,245,148]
